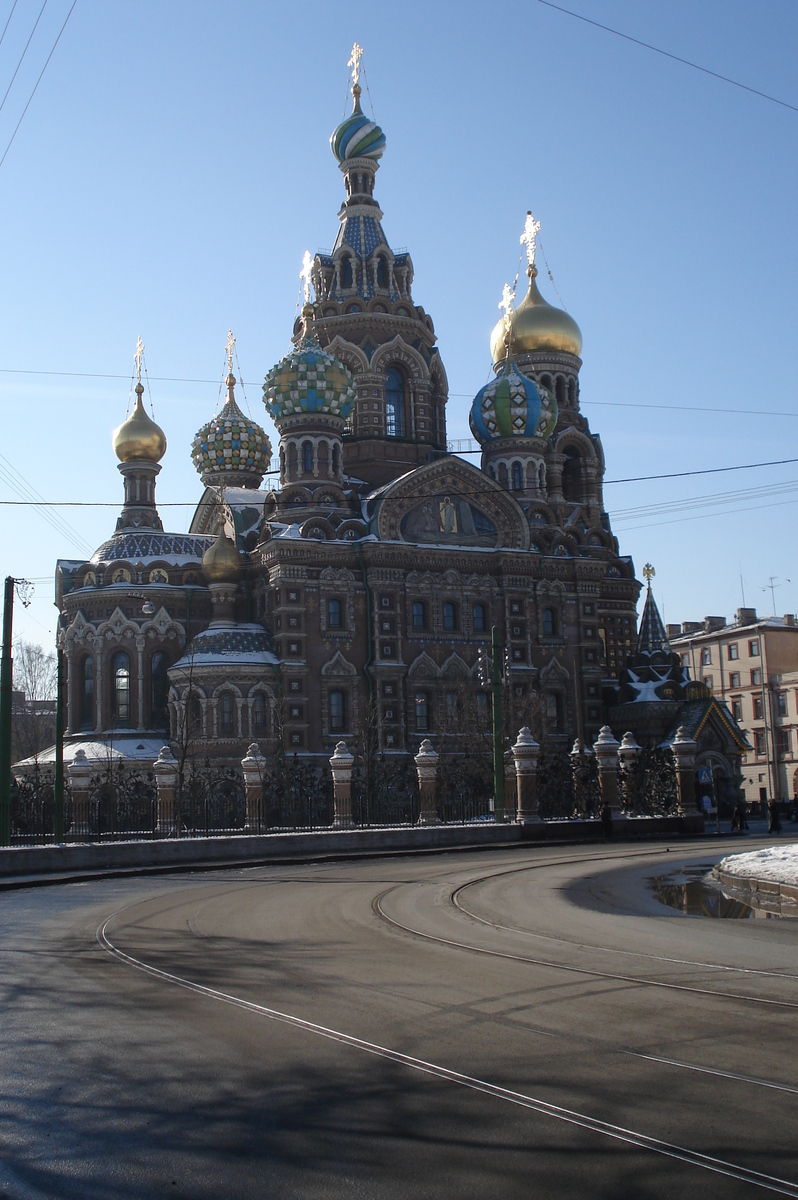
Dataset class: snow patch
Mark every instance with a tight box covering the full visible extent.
[718,843,798,886]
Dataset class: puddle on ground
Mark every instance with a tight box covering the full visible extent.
[648,862,796,919]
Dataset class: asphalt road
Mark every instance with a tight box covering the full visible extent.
[1,836,797,1199]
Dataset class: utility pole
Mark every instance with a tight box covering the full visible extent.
[54,645,65,842]
[479,626,505,822]
[0,577,33,846]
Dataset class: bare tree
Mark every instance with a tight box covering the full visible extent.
[12,641,57,763]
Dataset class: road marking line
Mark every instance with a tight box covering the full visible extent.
[98,916,798,1196]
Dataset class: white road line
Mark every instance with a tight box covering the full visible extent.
[98,915,798,1197]
[375,890,798,1010]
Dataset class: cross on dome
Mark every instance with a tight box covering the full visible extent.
[225,328,236,376]
[348,42,363,88]
[520,211,541,269]
[134,335,145,385]
[498,282,516,337]
[299,250,314,305]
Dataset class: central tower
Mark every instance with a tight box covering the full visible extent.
[301,45,449,489]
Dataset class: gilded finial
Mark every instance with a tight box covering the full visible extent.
[498,281,516,346]
[643,563,655,588]
[348,42,363,110]
[520,210,541,275]
[299,250,314,306]
[134,335,145,391]
[225,328,236,377]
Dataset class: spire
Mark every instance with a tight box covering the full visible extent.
[637,564,669,653]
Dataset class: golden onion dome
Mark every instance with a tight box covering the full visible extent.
[112,384,167,463]
[490,269,582,363]
[201,528,242,584]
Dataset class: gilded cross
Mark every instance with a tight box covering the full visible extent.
[299,250,314,304]
[134,335,145,384]
[498,281,515,333]
[348,42,363,88]
[226,328,236,375]
[520,210,541,267]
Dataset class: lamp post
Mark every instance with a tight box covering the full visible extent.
[0,577,32,846]
[478,625,506,822]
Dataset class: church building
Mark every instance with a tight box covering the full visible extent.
[51,51,641,773]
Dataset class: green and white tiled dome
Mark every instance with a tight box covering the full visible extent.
[192,381,272,487]
[263,309,356,424]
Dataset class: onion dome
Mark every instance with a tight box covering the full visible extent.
[331,84,385,162]
[192,372,271,488]
[470,355,558,444]
[112,383,167,463]
[201,528,242,583]
[490,268,582,363]
[263,305,357,424]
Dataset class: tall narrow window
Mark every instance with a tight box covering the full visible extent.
[376,257,388,287]
[546,692,563,733]
[414,690,430,732]
[412,601,426,630]
[330,689,345,733]
[303,441,313,474]
[150,652,169,730]
[543,608,557,637]
[341,257,353,288]
[385,368,405,437]
[111,652,130,724]
[327,598,342,629]
[252,692,266,733]
[512,462,523,491]
[443,602,457,631]
[220,691,235,737]
[473,603,486,633]
[79,657,94,730]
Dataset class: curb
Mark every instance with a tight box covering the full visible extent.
[714,868,798,908]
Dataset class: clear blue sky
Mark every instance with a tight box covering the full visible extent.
[1,0,796,646]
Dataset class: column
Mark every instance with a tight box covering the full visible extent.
[241,742,266,832]
[618,731,643,814]
[65,644,76,735]
[329,741,355,828]
[414,739,440,826]
[593,726,621,815]
[569,737,591,817]
[66,748,92,839]
[512,726,541,823]
[152,745,179,835]
[671,726,698,817]
[94,643,103,733]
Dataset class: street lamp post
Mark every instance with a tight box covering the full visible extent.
[0,576,33,846]
[479,625,506,822]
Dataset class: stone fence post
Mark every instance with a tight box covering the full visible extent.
[241,742,266,832]
[593,726,621,815]
[618,732,642,813]
[329,741,355,828]
[671,726,698,817]
[414,739,440,826]
[512,727,541,823]
[152,745,179,835]
[569,737,592,817]
[66,748,92,839]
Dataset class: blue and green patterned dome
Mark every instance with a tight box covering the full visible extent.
[469,357,558,444]
[263,310,357,424]
[331,93,386,163]
[192,379,272,486]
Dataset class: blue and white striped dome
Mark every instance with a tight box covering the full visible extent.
[331,96,386,162]
[469,358,558,445]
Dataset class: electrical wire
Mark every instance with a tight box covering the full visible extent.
[0,0,77,173]
[0,450,94,554]
[533,0,798,115]
[0,0,19,52]
[0,0,47,120]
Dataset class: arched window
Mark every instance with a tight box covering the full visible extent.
[443,602,457,632]
[111,652,130,724]
[498,462,508,489]
[219,691,235,737]
[543,608,557,637]
[562,451,582,503]
[546,692,564,733]
[150,652,169,731]
[385,368,405,437]
[512,462,523,491]
[540,374,552,392]
[473,603,486,633]
[332,443,340,476]
[412,601,426,630]
[340,257,353,288]
[327,598,342,629]
[252,693,266,734]
[303,441,313,474]
[376,257,388,287]
[568,377,577,406]
[555,376,566,405]
[79,656,94,730]
[329,689,345,733]
[188,694,203,737]
[414,690,430,732]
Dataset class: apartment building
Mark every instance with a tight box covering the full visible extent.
[668,608,798,808]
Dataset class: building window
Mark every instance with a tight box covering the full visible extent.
[778,693,788,717]
[777,728,791,754]
[188,694,202,737]
[150,652,169,730]
[749,638,760,656]
[731,698,743,720]
[680,653,690,668]
[252,693,266,732]
[473,603,486,633]
[755,731,766,755]
[385,368,405,437]
[412,601,426,630]
[751,668,762,686]
[303,441,313,474]
[511,462,523,491]
[78,656,94,730]
[545,692,564,733]
[701,648,711,666]
[329,690,345,733]
[341,257,353,288]
[414,690,430,732]
[542,608,557,637]
[220,691,235,737]
[702,676,713,691]
[111,652,130,724]
[753,695,763,719]
[443,602,457,632]
[727,643,739,661]
[730,672,741,688]
[327,598,342,629]
[446,691,458,723]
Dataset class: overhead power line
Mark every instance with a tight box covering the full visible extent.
[0,0,20,52]
[534,0,798,115]
[0,0,48,121]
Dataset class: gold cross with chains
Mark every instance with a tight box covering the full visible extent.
[299,250,313,305]
[226,329,235,375]
[520,210,541,267]
[348,43,363,87]
[134,335,145,385]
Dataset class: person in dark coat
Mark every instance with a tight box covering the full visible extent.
[768,798,781,834]
[600,801,613,838]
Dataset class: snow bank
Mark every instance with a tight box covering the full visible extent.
[718,843,798,887]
